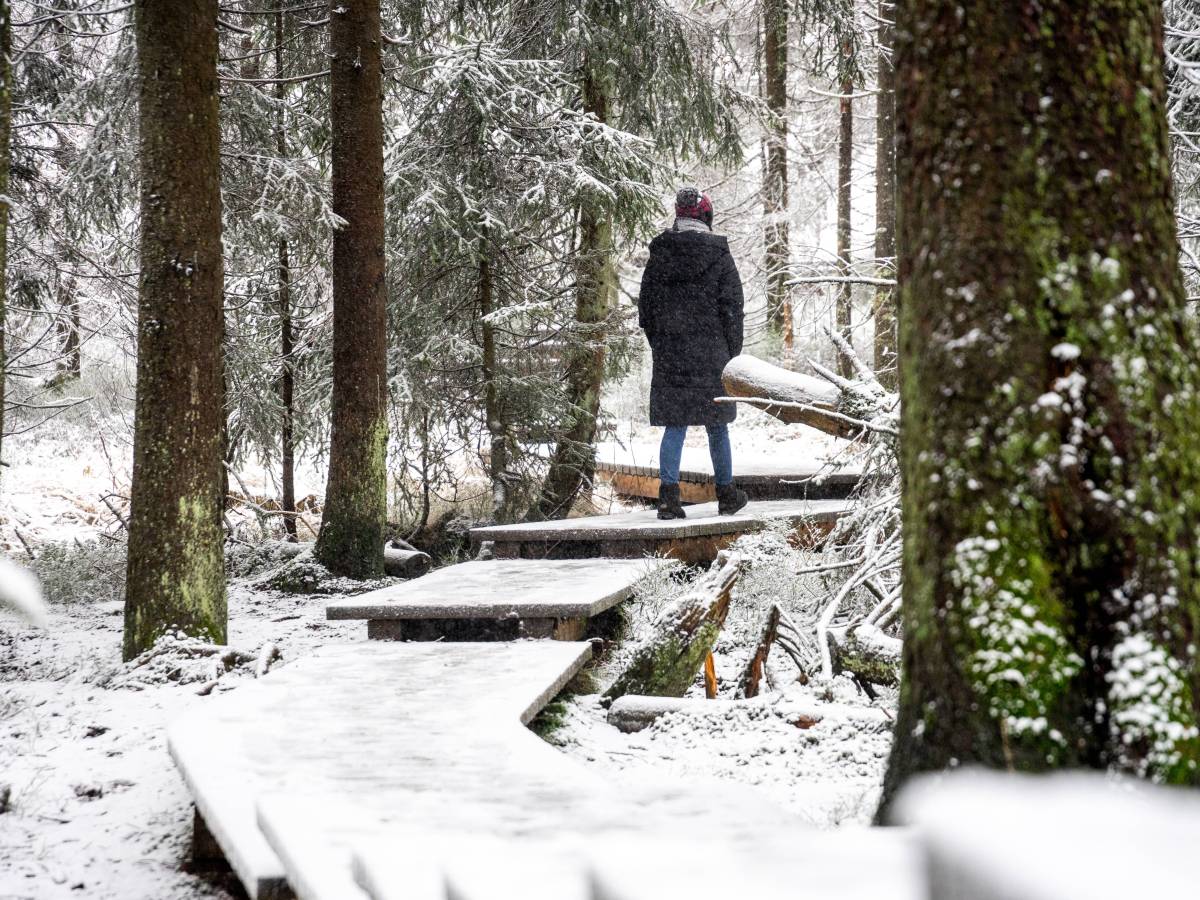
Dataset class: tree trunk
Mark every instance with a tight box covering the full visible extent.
[124,0,227,660]
[275,5,297,541]
[531,67,613,520]
[881,0,1200,814]
[479,238,513,523]
[738,603,781,699]
[314,0,388,578]
[872,0,897,388]
[836,59,854,379]
[278,237,296,540]
[0,3,10,475]
[57,278,81,378]
[762,0,791,343]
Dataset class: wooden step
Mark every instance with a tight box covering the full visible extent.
[168,641,594,900]
[471,499,851,565]
[588,440,861,503]
[170,639,809,900]
[326,558,669,641]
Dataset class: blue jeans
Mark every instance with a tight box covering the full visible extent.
[659,424,733,487]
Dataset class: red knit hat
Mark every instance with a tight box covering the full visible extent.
[675,186,714,226]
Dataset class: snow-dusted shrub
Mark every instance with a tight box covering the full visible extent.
[30,539,126,606]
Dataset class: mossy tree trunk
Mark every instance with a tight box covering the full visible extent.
[0,2,9,477]
[763,0,791,343]
[123,0,227,660]
[836,53,854,379]
[314,0,388,577]
[872,0,897,389]
[881,0,1200,813]
[531,67,614,520]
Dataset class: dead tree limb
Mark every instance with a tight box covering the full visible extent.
[383,543,431,579]
[737,604,781,699]
[606,694,892,733]
[827,623,901,687]
[604,552,742,701]
[720,355,856,437]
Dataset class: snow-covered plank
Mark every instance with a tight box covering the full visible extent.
[895,770,1200,900]
[325,558,666,623]
[471,498,850,544]
[167,640,593,900]
[588,831,924,900]
[352,835,591,900]
[255,749,811,900]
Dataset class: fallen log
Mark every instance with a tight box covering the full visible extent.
[737,604,781,699]
[384,543,432,579]
[603,552,742,701]
[720,354,856,438]
[606,694,892,733]
[827,622,901,687]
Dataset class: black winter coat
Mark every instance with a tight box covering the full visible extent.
[637,226,745,426]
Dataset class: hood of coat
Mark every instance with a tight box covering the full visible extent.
[650,226,726,282]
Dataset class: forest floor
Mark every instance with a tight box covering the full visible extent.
[0,406,887,899]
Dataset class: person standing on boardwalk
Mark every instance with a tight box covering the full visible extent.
[637,187,749,520]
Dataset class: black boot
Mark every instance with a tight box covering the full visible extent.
[716,482,749,516]
[657,483,686,520]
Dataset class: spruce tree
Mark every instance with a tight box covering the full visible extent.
[0,3,10,476]
[314,0,388,577]
[123,0,227,659]
[872,0,897,387]
[522,0,745,519]
[881,0,1200,811]
[763,0,791,342]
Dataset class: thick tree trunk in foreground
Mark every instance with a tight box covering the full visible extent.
[532,68,613,520]
[0,4,9,476]
[881,0,1200,813]
[836,60,854,379]
[124,0,226,659]
[872,0,897,388]
[314,0,388,577]
[763,0,791,343]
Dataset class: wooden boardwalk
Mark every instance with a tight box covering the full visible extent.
[471,498,850,565]
[165,437,914,900]
[326,558,668,641]
[590,440,861,503]
[169,640,872,900]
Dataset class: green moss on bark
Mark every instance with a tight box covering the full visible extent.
[314,0,389,579]
[883,0,1200,812]
[123,0,227,661]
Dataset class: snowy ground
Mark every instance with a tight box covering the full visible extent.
[0,577,370,900]
[1,568,894,899]
[548,529,896,829]
[1,404,887,898]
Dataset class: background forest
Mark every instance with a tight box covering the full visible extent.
[0,0,895,546]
